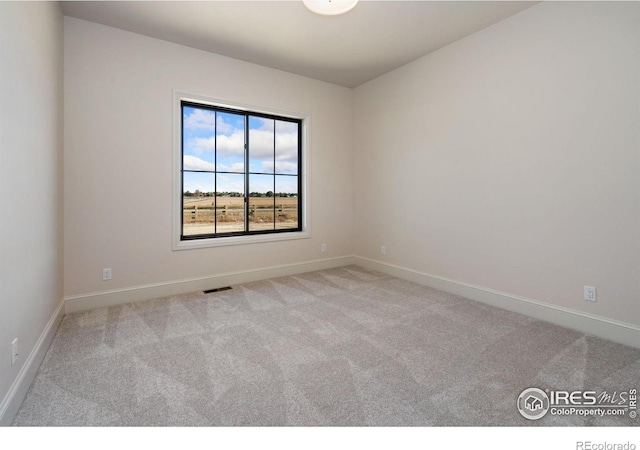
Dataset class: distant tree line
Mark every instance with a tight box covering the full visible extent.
[184,190,297,198]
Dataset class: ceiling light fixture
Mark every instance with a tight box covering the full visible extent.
[303,0,359,16]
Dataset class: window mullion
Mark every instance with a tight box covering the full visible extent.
[298,121,302,231]
[273,119,276,229]
[180,104,185,239]
[244,114,249,233]
[214,111,217,234]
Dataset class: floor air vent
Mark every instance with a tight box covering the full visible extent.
[203,286,232,294]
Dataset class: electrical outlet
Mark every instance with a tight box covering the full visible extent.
[381,246,386,255]
[103,268,112,281]
[584,286,597,302]
[321,243,327,253]
[11,338,18,366]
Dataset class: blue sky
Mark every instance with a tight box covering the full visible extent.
[183,106,298,194]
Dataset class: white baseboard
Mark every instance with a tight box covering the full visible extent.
[65,254,640,349]
[65,256,357,314]
[355,256,640,350]
[0,298,65,426]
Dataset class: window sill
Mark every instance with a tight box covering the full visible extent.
[172,229,310,251]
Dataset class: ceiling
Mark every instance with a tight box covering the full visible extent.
[62,1,537,88]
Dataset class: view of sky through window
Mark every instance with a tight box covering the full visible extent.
[181,103,301,237]
[182,107,299,195]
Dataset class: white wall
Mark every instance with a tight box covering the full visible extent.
[0,2,64,422]
[1,2,638,423]
[353,2,640,327]
[64,18,354,297]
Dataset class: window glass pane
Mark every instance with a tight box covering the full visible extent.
[216,173,245,233]
[183,106,216,171]
[249,116,274,174]
[249,174,275,232]
[275,175,298,230]
[181,100,302,241]
[183,172,215,236]
[216,111,245,173]
[275,120,298,174]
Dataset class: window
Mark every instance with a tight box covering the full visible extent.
[177,96,304,246]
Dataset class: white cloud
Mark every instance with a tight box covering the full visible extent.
[248,130,297,160]
[260,161,298,173]
[249,119,298,161]
[276,120,298,134]
[275,161,298,173]
[188,129,245,156]
[217,162,245,172]
[184,109,237,135]
[249,129,274,158]
[184,156,245,173]
[216,115,235,135]
[186,116,298,165]
[275,132,297,157]
[183,155,215,171]
[217,130,245,155]
[184,109,215,131]
[189,137,215,155]
[252,117,274,132]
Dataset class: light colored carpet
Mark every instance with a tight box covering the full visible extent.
[13,265,640,426]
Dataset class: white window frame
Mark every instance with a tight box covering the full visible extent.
[172,90,311,250]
